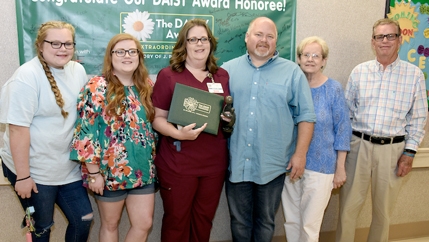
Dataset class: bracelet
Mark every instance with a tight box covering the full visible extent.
[404,149,417,154]
[16,175,31,182]
[88,171,100,175]
[403,152,415,158]
[87,173,102,184]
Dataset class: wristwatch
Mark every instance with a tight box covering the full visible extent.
[88,174,99,184]
[404,149,417,154]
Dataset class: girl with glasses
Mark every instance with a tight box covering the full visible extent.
[70,33,157,242]
[0,20,93,242]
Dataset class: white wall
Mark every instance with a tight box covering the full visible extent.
[3,1,428,242]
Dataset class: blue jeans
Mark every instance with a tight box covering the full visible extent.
[226,173,286,242]
[2,162,93,242]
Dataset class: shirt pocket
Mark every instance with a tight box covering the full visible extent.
[392,91,412,119]
[259,82,288,108]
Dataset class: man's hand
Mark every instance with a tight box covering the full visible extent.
[286,153,306,181]
[286,121,313,181]
[396,154,413,177]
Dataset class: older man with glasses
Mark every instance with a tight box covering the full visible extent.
[336,18,428,242]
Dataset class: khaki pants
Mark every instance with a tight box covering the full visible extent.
[336,135,405,242]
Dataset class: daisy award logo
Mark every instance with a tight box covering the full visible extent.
[122,10,155,41]
[183,97,212,117]
[184,97,198,112]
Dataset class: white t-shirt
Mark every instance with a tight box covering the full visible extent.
[0,57,88,185]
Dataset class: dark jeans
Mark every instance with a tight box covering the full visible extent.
[225,173,286,242]
[2,161,93,242]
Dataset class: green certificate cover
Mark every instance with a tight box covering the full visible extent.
[167,83,224,135]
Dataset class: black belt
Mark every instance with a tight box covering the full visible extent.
[352,131,405,145]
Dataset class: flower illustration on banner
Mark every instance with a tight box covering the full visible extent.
[122,10,155,42]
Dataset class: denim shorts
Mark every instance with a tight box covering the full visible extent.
[94,183,155,202]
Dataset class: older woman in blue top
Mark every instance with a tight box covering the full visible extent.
[281,36,352,242]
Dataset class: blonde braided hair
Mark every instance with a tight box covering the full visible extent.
[35,21,76,118]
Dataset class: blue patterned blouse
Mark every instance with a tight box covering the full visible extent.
[306,78,352,174]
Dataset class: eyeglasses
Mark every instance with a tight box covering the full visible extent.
[111,49,139,57]
[373,33,399,42]
[44,40,75,49]
[301,53,321,60]
[186,37,210,45]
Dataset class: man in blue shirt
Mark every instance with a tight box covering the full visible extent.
[222,17,316,242]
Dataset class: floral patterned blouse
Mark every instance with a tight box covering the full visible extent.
[70,76,156,191]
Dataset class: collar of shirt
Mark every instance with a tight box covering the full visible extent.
[245,50,279,68]
[375,55,400,72]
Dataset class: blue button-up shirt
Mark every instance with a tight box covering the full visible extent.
[222,52,316,184]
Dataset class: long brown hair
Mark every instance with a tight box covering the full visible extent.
[102,33,155,122]
[170,19,219,74]
[35,21,75,118]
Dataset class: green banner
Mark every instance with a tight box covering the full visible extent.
[389,0,429,6]
[16,0,296,75]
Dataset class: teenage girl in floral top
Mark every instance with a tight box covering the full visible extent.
[70,33,156,242]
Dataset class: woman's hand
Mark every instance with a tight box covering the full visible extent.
[9,124,36,199]
[15,177,38,199]
[88,174,105,195]
[333,151,347,189]
[178,123,207,140]
[220,114,231,122]
[333,167,346,189]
